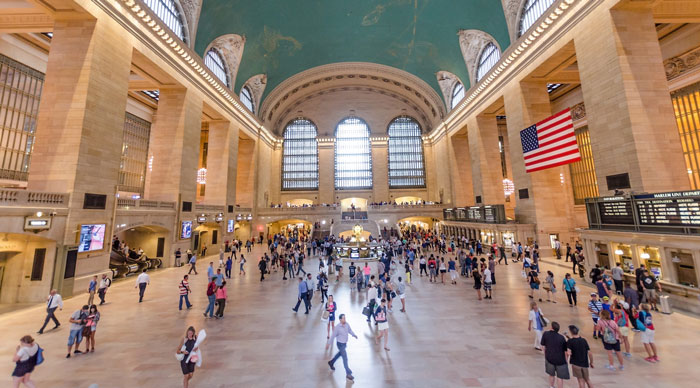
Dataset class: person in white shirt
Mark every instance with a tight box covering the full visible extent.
[135,269,150,303]
[98,274,111,305]
[38,289,63,334]
[366,276,378,323]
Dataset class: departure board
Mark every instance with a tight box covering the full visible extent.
[635,192,700,226]
[468,207,482,221]
[484,206,496,222]
[597,197,634,225]
[443,205,506,224]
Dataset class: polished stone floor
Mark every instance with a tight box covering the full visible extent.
[2,245,700,388]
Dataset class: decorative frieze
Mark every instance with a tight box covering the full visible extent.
[665,47,700,81]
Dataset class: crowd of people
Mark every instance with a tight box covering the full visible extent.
[11,227,668,387]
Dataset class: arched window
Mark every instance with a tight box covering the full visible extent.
[451,82,465,110]
[518,0,556,37]
[204,49,229,88]
[476,43,500,82]
[282,118,319,190]
[143,0,187,43]
[335,117,372,189]
[388,116,425,188]
[240,86,254,113]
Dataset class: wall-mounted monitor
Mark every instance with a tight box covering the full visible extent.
[78,224,106,253]
[227,220,234,233]
[181,221,193,239]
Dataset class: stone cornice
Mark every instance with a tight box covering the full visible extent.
[665,46,700,81]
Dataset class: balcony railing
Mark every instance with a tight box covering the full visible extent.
[117,198,175,210]
[194,204,225,213]
[0,189,68,207]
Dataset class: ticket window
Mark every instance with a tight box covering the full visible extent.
[639,246,662,280]
[670,250,697,288]
[612,244,633,273]
[596,243,611,269]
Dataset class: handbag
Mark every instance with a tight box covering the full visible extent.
[538,311,549,328]
[362,305,371,317]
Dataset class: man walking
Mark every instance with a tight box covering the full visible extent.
[188,253,198,275]
[87,275,98,306]
[292,277,310,314]
[540,321,570,388]
[179,274,193,310]
[225,256,233,279]
[305,273,316,307]
[135,269,150,303]
[97,274,111,305]
[326,314,358,381]
[203,277,218,318]
[38,289,63,334]
[259,257,267,282]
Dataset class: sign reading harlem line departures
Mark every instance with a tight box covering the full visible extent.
[587,190,700,229]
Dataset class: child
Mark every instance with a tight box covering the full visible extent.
[602,296,611,313]
[636,303,659,363]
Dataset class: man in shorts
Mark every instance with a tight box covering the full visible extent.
[565,325,593,388]
[640,269,661,311]
[66,304,89,358]
[540,321,570,388]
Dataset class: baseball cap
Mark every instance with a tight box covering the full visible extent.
[590,292,597,296]
[622,302,629,309]
[602,296,609,301]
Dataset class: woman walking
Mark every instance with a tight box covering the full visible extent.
[596,310,625,370]
[472,268,482,300]
[563,273,577,307]
[384,277,394,313]
[528,301,545,350]
[325,295,337,339]
[439,258,447,284]
[239,255,246,276]
[374,299,390,351]
[12,335,39,388]
[177,327,199,388]
[215,281,227,318]
[613,301,632,357]
[83,305,100,352]
[318,273,329,304]
[528,267,542,302]
[544,271,557,303]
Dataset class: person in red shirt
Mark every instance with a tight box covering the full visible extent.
[428,257,437,283]
[203,278,218,318]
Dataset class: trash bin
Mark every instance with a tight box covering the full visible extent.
[658,294,672,314]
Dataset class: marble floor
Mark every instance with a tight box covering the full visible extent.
[2,245,700,388]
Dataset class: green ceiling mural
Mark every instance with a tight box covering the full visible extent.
[195,0,511,105]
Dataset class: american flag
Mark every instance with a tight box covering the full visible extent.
[520,108,580,173]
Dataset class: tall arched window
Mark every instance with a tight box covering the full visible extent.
[519,0,556,37]
[476,43,500,82]
[451,82,465,110]
[143,0,187,43]
[204,49,229,88]
[335,117,372,189]
[282,118,319,190]
[388,116,425,188]
[240,86,254,113]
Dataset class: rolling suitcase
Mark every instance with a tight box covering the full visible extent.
[658,294,672,314]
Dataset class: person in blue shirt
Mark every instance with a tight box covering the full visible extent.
[292,277,310,314]
[225,257,232,279]
[87,275,97,306]
[207,262,215,280]
[188,254,198,275]
[326,314,358,381]
[215,269,224,287]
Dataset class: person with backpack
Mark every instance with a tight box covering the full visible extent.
[636,303,659,363]
[203,277,218,318]
[613,300,632,358]
[12,335,41,388]
[66,305,88,358]
[97,274,111,305]
[587,293,604,339]
[562,273,577,307]
[428,256,437,283]
[596,310,624,370]
[528,267,542,301]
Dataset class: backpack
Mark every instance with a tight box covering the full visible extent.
[105,278,112,287]
[636,311,649,331]
[602,321,617,345]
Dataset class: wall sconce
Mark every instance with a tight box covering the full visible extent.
[640,252,651,259]
[614,249,624,255]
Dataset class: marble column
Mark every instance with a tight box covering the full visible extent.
[503,81,575,247]
[205,120,239,207]
[449,132,474,206]
[575,4,689,194]
[468,114,505,205]
[146,87,202,206]
[372,140,389,203]
[235,138,256,208]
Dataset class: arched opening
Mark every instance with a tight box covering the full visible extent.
[112,225,170,277]
[397,216,435,237]
[518,0,557,38]
[476,42,500,82]
[204,48,230,88]
[240,85,255,113]
[335,116,372,189]
[394,196,424,205]
[388,116,425,188]
[143,0,188,43]
[282,118,319,190]
[451,82,465,110]
[285,198,314,207]
[265,219,312,240]
[193,222,222,257]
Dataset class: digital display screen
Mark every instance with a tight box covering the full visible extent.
[78,224,106,253]
[227,220,234,233]
[635,194,700,226]
[181,221,192,239]
[597,197,634,225]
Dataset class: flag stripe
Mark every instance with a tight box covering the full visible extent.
[525,147,581,167]
[520,108,579,173]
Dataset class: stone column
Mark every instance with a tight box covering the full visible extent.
[27,17,132,293]
[235,138,256,208]
[449,133,474,206]
[317,142,335,204]
[468,114,505,205]
[146,87,202,206]
[503,81,575,247]
[575,4,689,194]
[372,140,389,203]
[205,120,239,207]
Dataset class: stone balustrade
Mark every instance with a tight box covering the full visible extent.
[116,198,175,210]
[0,188,68,207]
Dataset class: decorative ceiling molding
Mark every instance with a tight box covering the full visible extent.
[260,62,446,132]
[436,71,461,109]
[179,0,202,47]
[243,74,267,114]
[665,46,700,81]
[502,0,524,44]
[204,34,246,88]
[272,85,432,135]
[458,29,502,86]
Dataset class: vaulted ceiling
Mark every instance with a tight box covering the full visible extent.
[194,0,511,106]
